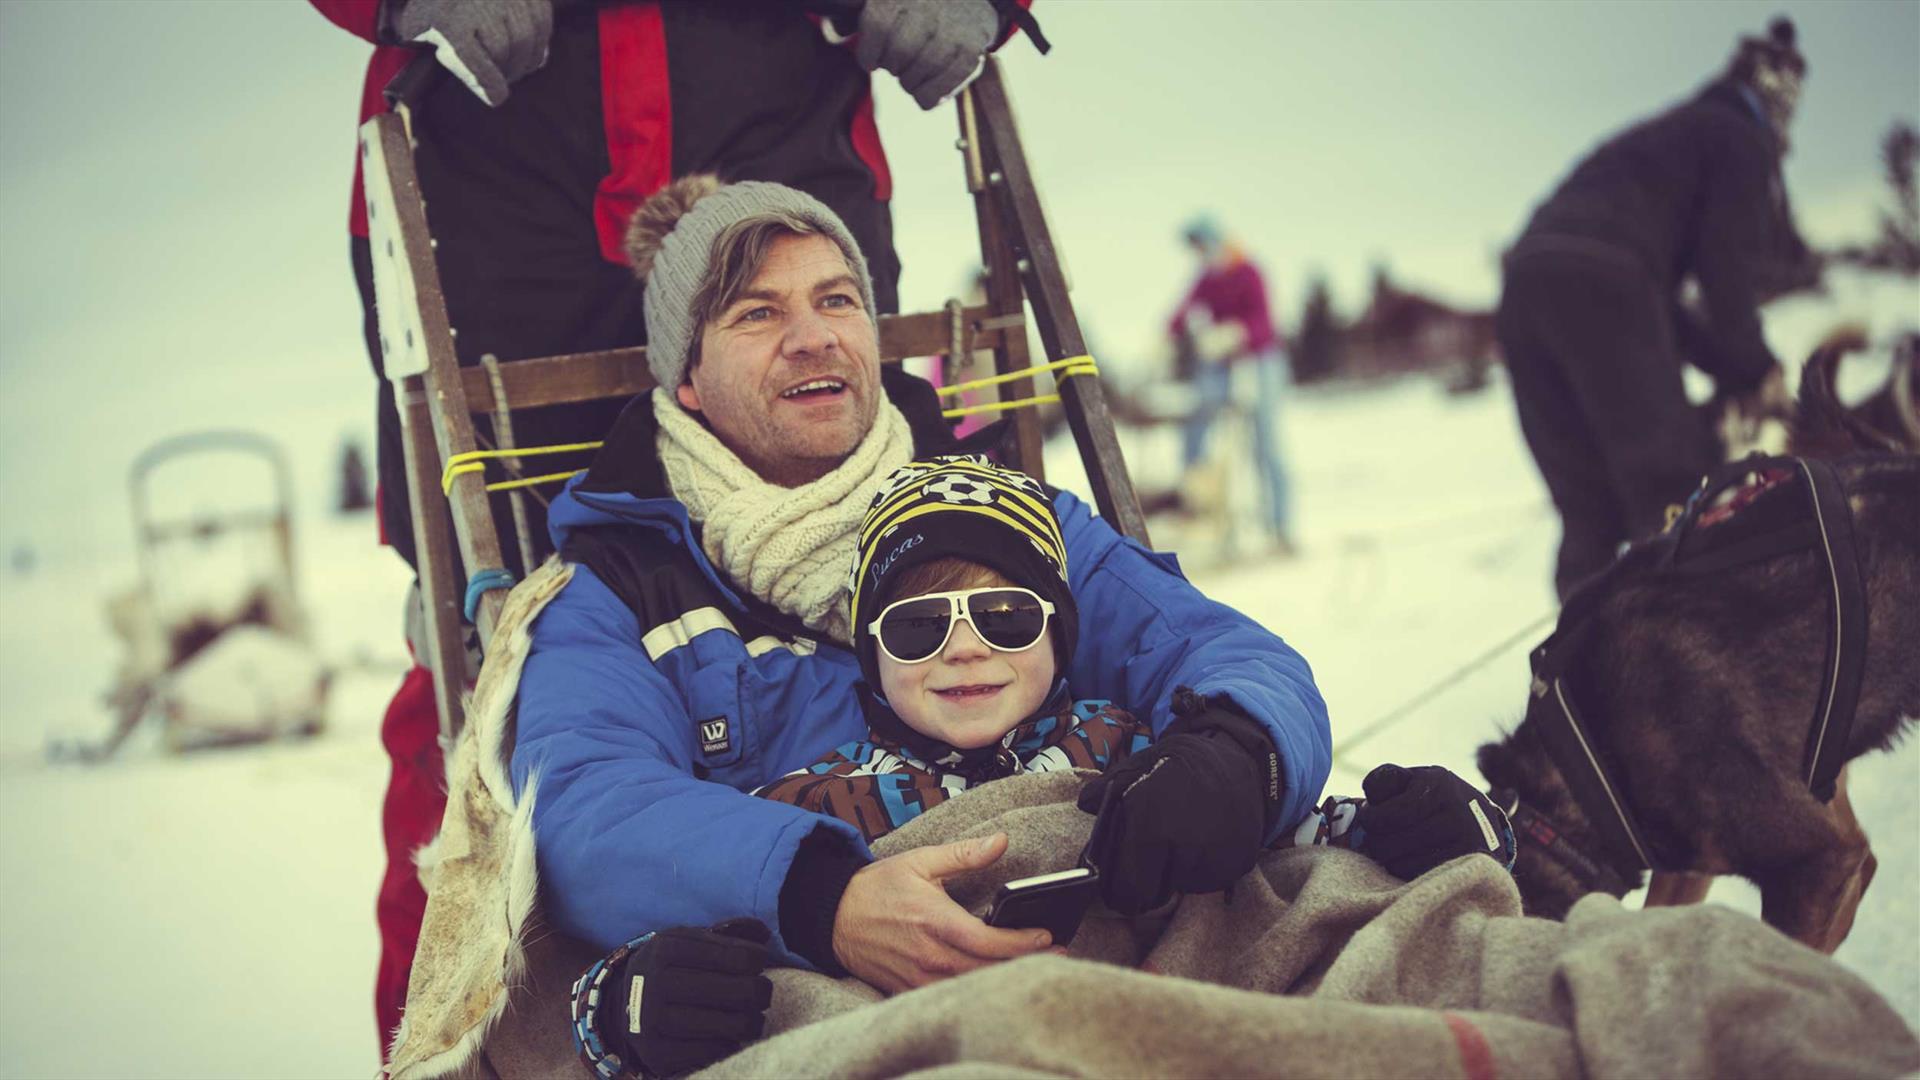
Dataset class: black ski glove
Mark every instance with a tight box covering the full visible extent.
[385,0,554,106]
[1352,764,1516,881]
[1076,691,1281,914]
[584,919,774,1079]
[855,0,999,109]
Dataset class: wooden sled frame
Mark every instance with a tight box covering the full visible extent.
[362,58,1149,742]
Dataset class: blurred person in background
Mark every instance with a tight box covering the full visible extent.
[309,0,1043,1053]
[1496,17,1804,601]
[1167,216,1296,556]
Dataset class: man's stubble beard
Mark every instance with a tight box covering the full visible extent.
[745,379,880,488]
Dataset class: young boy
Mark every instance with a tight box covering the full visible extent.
[753,454,1147,841]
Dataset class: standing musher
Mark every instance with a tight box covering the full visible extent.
[1167,216,1297,555]
[308,0,1046,1053]
[1497,17,1805,600]
[512,173,1331,1008]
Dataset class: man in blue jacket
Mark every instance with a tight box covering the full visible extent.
[512,173,1334,998]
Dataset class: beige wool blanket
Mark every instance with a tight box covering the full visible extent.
[389,565,1920,1080]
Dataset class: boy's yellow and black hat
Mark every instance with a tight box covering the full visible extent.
[849,455,1075,689]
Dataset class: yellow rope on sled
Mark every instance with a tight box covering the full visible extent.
[938,355,1098,419]
[942,394,1063,419]
[936,354,1098,398]
[441,441,606,494]
[440,355,1104,490]
[485,470,586,493]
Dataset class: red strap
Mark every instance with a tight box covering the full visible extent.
[996,0,1038,50]
[849,88,892,201]
[347,48,412,237]
[594,2,671,265]
[1442,1012,1498,1080]
[308,0,381,41]
[1697,466,1791,528]
[372,481,390,547]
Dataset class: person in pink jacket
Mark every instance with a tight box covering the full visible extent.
[1168,215,1295,555]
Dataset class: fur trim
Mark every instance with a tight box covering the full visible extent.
[503,771,541,991]
[473,560,573,808]
[385,559,574,1080]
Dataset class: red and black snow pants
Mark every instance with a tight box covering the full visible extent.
[374,664,442,1055]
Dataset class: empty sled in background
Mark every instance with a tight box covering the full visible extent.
[62,430,328,762]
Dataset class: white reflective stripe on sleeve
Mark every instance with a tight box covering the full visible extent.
[641,607,738,660]
[642,607,820,661]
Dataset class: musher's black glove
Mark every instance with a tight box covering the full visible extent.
[1076,690,1282,914]
[585,918,774,1079]
[1353,764,1516,881]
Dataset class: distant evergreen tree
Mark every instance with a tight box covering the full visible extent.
[1369,262,1394,302]
[1872,122,1919,275]
[1292,273,1343,383]
[338,440,373,513]
[1834,121,1920,277]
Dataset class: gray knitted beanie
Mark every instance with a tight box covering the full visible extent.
[627,177,877,391]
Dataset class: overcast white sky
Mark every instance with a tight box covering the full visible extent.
[0,0,1915,561]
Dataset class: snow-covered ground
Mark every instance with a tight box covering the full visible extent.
[3,359,1916,1077]
[0,508,412,1078]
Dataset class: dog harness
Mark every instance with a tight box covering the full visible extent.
[1512,453,1869,883]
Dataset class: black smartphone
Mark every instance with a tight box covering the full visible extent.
[984,866,1098,946]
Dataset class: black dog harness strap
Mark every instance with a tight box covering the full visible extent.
[1523,454,1868,877]
[1795,457,1867,801]
[1496,793,1635,896]
[1528,669,1659,870]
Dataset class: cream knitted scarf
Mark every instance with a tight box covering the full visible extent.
[653,389,913,643]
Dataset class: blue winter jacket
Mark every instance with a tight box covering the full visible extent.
[510,392,1331,970]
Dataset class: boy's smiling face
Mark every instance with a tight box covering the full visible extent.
[875,567,1057,751]
[879,618,1057,751]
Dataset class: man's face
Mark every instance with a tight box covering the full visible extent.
[676,233,881,487]
[1752,62,1802,126]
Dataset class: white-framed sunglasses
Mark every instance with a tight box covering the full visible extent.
[867,586,1056,665]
